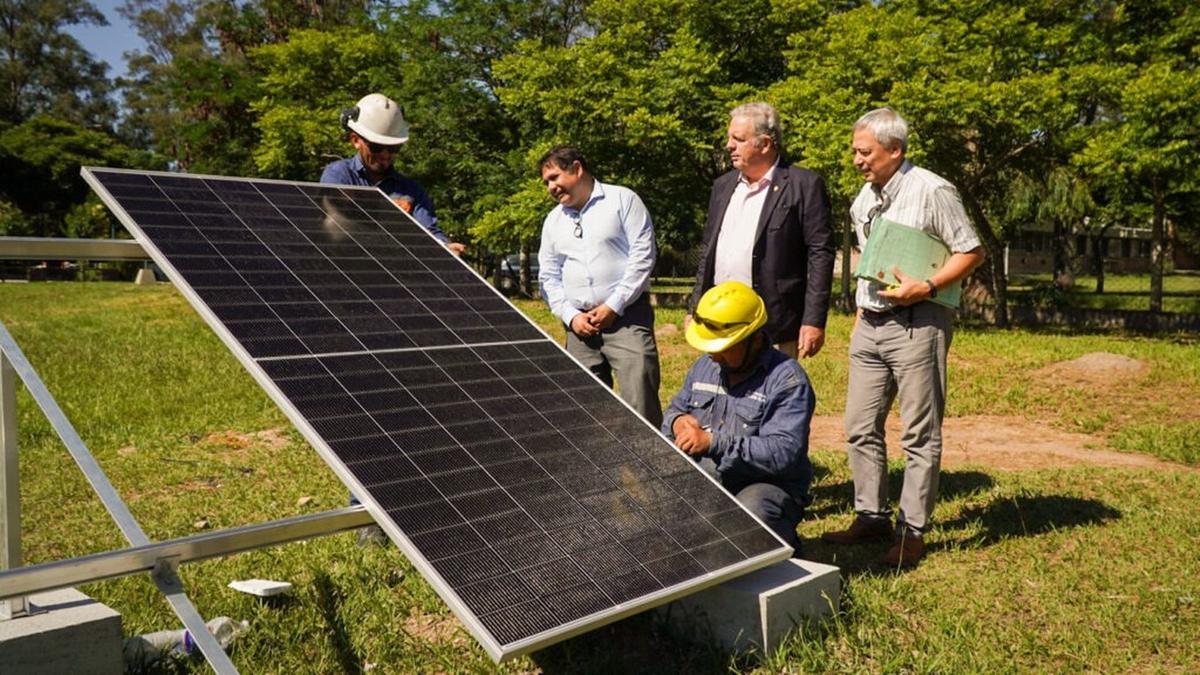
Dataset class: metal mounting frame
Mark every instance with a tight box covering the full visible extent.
[0,316,370,674]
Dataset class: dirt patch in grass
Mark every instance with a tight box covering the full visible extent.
[1033,351,1147,386]
[200,428,291,453]
[401,612,468,647]
[809,414,1195,472]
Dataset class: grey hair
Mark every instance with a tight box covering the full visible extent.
[730,102,784,154]
[854,107,908,152]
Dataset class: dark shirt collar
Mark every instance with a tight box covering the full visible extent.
[349,153,400,186]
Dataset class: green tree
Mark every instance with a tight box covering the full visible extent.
[248,1,597,294]
[1078,1,1200,311]
[0,115,157,236]
[773,0,1122,326]
[1007,166,1094,290]
[118,0,369,175]
[249,27,398,181]
[488,0,836,260]
[0,0,117,128]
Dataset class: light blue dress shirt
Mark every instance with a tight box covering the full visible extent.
[537,180,656,326]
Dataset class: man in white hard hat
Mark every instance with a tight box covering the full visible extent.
[321,93,465,255]
[324,94,465,545]
[663,281,815,554]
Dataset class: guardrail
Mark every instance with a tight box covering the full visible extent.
[0,237,149,261]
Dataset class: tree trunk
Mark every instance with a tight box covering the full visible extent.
[491,250,503,289]
[1093,223,1112,294]
[1150,180,1165,312]
[1052,220,1074,289]
[519,243,533,298]
[960,191,1009,328]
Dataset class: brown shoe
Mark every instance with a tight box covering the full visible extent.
[821,517,893,545]
[881,532,925,567]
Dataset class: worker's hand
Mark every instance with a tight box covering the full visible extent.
[447,241,466,256]
[392,197,414,213]
[586,304,617,330]
[671,414,711,456]
[877,266,932,306]
[798,325,825,358]
[569,312,599,338]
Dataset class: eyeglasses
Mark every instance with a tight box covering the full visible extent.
[366,141,402,153]
[692,313,749,332]
[570,214,582,239]
[862,192,892,240]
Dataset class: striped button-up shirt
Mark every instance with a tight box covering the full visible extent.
[849,160,981,312]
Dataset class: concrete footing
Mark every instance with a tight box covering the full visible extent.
[134,268,156,285]
[660,558,840,654]
[0,588,123,674]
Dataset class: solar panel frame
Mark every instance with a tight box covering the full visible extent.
[81,166,793,661]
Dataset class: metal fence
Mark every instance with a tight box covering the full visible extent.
[1007,271,1200,315]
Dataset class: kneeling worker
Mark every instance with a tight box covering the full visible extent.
[662,281,815,553]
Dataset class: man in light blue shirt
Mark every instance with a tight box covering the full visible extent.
[537,146,662,426]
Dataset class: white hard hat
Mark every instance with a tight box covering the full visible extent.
[342,93,409,145]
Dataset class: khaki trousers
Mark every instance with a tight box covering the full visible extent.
[844,302,952,535]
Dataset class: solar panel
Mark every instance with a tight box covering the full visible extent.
[82,167,791,661]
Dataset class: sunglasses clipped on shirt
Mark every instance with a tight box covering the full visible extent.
[569,213,583,239]
[692,312,750,332]
[862,192,892,240]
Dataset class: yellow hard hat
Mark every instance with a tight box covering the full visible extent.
[686,281,767,353]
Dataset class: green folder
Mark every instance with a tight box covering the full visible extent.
[855,216,961,309]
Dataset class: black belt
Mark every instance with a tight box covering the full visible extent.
[861,304,922,322]
[861,306,900,318]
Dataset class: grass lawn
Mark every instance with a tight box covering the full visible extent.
[0,282,1197,673]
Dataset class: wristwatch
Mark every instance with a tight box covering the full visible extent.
[925,279,938,298]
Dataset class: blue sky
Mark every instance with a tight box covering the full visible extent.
[66,0,149,79]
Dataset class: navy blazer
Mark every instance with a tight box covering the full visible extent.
[690,162,836,343]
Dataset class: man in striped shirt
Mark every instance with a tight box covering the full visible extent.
[821,107,985,567]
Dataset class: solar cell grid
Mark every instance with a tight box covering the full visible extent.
[83,167,790,662]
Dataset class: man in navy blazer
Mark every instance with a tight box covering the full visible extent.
[689,102,836,358]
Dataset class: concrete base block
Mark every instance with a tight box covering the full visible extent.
[660,558,840,654]
[0,588,123,674]
[134,268,156,285]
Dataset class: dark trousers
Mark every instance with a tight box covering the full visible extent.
[564,293,663,427]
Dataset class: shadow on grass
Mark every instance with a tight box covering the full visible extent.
[531,611,746,675]
[807,467,996,520]
[805,488,1121,576]
[941,493,1122,542]
[313,572,363,675]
